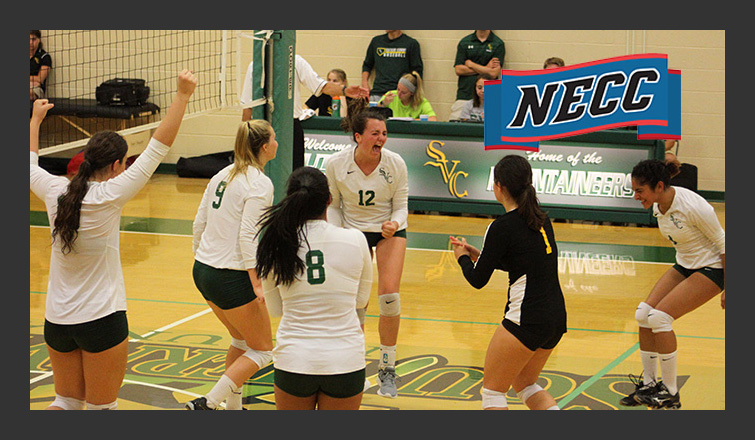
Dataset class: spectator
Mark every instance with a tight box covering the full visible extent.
[543,57,565,69]
[305,68,350,118]
[362,30,423,104]
[459,74,490,122]
[377,71,437,121]
[30,30,52,102]
[450,30,505,121]
[664,139,682,178]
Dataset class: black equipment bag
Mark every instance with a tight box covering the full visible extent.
[176,151,235,178]
[670,163,698,192]
[96,78,150,106]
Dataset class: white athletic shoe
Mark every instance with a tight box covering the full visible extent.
[377,367,399,398]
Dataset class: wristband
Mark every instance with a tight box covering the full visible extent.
[342,85,347,96]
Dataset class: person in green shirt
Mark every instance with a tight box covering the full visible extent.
[377,71,437,121]
[362,30,424,103]
[450,30,505,120]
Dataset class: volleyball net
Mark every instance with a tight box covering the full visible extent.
[35,30,271,156]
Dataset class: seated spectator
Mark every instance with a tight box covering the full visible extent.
[665,139,681,178]
[30,30,52,102]
[377,71,437,121]
[305,68,350,117]
[459,74,491,122]
[543,57,565,69]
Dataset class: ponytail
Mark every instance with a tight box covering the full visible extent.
[516,184,546,232]
[256,167,330,286]
[227,120,271,183]
[493,155,546,232]
[341,98,386,142]
[52,131,128,254]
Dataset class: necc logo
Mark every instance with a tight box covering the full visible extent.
[484,54,681,151]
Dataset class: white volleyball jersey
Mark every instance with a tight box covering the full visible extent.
[193,164,274,271]
[270,220,372,375]
[653,186,725,269]
[30,138,170,325]
[294,55,327,119]
[325,145,408,233]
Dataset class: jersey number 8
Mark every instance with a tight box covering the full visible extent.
[305,250,326,284]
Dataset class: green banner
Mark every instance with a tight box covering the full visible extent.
[303,127,652,211]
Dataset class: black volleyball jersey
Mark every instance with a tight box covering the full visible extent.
[458,209,566,329]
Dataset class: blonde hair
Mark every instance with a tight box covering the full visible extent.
[227,119,273,183]
[400,71,425,109]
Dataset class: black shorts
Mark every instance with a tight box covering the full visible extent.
[44,311,128,353]
[502,318,565,352]
[274,368,366,399]
[193,260,257,310]
[362,229,407,248]
[672,264,725,291]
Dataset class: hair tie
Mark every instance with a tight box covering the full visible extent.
[399,77,416,94]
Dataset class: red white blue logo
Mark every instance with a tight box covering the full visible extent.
[484,54,681,151]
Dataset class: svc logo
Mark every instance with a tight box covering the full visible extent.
[424,141,468,198]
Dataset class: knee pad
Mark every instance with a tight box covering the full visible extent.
[516,383,543,403]
[647,309,674,334]
[86,400,118,410]
[230,337,249,351]
[635,302,653,328]
[481,387,508,409]
[242,348,273,369]
[356,307,366,326]
[50,394,86,410]
[379,293,400,317]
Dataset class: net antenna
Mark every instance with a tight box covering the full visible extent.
[36,30,257,156]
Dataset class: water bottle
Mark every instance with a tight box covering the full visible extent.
[331,96,340,117]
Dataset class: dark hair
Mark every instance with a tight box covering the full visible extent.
[494,155,546,231]
[341,98,386,142]
[30,30,43,50]
[473,73,493,108]
[255,166,331,286]
[52,131,128,254]
[631,159,676,190]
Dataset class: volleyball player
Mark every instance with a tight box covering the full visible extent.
[450,155,566,410]
[621,159,725,410]
[255,167,372,410]
[185,119,278,410]
[324,101,408,398]
[30,70,197,409]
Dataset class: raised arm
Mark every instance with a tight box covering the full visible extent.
[152,69,197,147]
[30,99,54,155]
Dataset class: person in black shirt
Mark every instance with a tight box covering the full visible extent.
[30,30,52,101]
[451,154,566,410]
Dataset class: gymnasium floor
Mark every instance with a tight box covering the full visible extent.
[29,173,725,410]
